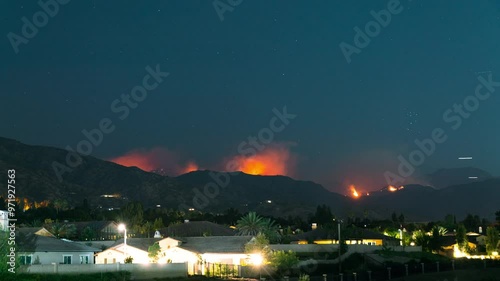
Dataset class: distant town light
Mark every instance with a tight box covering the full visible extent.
[468,176,478,179]
[266,200,272,204]
[458,157,473,160]
[188,208,195,211]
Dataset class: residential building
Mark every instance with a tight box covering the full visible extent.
[157,220,236,238]
[292,227,400,246]
[0,210,8,231]
[17,232,100,265]
[95,236,256,275]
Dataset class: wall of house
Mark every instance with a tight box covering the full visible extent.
[271,244,338,253]
[95,247,150,264]
[19,251,96,265]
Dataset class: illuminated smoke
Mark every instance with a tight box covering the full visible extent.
[109,147,198,176]
[225,144,296,176]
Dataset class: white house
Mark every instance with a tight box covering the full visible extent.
[0,210,8,231]
[18,232,100,265]
[95,236,257,274]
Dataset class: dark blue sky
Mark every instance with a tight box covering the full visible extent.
[1,0,499,193]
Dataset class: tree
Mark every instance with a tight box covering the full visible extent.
[456,224,469,252]
[53,199,68,216]
[486,226,499,255]
[0,231,18,273]
[269,250,299,276]
[153,218,164,231]
[245,233,271,260]
[237,212,267,236]
[148,242,161,263]
[413,229,430,252]
[391,212,398,224]
[495,210,500,225]
[462,214,481,232]
[81,226,96,241]
[398,213,405,224]
[50,223,77,239]
[120,201,144,233]
[236,212,280,243]
[312,205,334,225]
[428,226,444,253]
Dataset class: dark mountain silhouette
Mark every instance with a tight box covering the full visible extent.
[427,167,492,189]
[0,137,498,221]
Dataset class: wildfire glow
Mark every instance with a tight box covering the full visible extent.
[225,145,295,176]
[349,185,360,198]
[182,161,199,174]
[388,185,405,192]
[109,147,199,176]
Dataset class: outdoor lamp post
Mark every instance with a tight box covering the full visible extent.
[118,224,127,263]
[334,218,343,273]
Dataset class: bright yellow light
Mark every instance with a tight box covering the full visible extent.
[250,254,263,266]
[453,244,469,258]
[492,251,498,256]
[118,224,126,231]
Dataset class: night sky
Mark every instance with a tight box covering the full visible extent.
[1,1,499,194]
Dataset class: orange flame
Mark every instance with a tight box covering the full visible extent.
[225,145,295,176]
[349,185,360,198]
[388,185,404,192]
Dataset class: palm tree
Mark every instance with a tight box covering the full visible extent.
[236,212,267,236]
[237,212,281,243]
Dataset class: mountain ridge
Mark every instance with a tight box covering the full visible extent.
[0,136,498,221]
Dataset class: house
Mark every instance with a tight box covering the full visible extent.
[72,221,119,240]
[95,236,256,275]
[18,227,55,238]
[439,233,479,258]
[291,227,400,246]
[0,210,8,231]
[158,221,236,238]
[45,221,119,240]
[17,232,100,265]
[95,237,166,264]
[168,236,255,274]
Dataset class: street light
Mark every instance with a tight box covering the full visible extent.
[118,224,127,263]
[334,219,343,273]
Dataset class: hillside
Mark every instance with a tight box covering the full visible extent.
[0,137,498,221]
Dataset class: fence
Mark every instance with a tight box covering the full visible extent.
[21,262,188,279]
[285,259,500,281]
